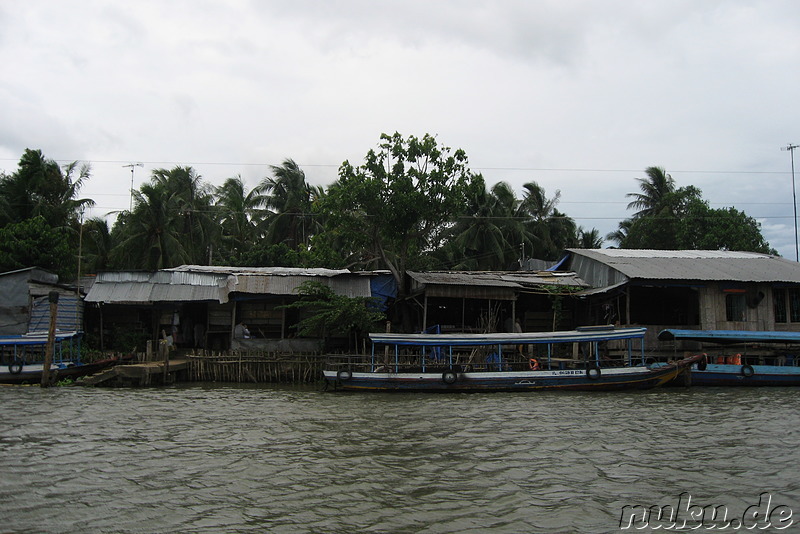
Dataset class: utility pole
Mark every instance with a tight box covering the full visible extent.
[782,144,799,261]
[123,163,144,211]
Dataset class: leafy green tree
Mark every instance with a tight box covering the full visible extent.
[677,198,774,253]
[0,216,74,279]
[318,132,482,290]
[280,280,385,347]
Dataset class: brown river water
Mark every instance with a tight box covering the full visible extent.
[1,385,798,533]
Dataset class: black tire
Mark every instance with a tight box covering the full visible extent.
[586,366,601,380]
[8,360,23,375]
[697,355,708,371]
[337,369,352,381]
[442,370,458,385]
[741,364,755,378]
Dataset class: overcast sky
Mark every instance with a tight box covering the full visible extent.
[2,1,799,259]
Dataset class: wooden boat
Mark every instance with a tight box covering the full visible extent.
[0,331,125,385]
[323,326,702,392]
[658,329,800,386]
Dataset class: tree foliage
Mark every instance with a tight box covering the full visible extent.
[0,216,74,278]
[317,132,483,287]
[617,170,774,253]
[280,281,385,338]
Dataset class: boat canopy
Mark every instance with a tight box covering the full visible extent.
[370,326,646,347]
[658,329,800,344]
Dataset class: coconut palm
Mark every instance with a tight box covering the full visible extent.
[214,175,269,259]
[111,183,190,269]
[441,181,523,270]
[148,166,217,264]
[626,166,675,219]
[0,149,94,228]
[262,159,319,249]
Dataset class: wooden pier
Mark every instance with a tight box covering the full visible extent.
[79,359,189,386]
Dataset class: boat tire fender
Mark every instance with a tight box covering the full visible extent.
[337,369,352,382]
[8,360,23,375]
[741,364,755,378]
[442,370,458,385]
[697,354,708,371]
[586,366,601,380]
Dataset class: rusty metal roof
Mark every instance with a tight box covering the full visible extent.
[408,270,588,289]
[86,266,371,304]
[568,249,800,283]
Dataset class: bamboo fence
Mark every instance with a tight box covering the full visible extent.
[186,351,328,384]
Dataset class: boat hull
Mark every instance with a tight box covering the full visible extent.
[0,356,126,385]
[691,363,800,387]
[323,363,692,392]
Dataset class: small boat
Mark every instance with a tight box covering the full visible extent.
[0,331,125,385]
[658,329,800,386]
[323,326,701,392]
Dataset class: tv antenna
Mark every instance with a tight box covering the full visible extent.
[123,163,144,211]
[782,144,799,261]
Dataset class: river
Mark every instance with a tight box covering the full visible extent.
[1,385,798,533]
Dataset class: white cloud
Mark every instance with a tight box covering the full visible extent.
[1,0,799,257]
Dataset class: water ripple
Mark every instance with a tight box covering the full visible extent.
[0,386,798,533]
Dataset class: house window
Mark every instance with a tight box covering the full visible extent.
[790,289,800,323]
[725,294,746,322]
[774,289,787,323]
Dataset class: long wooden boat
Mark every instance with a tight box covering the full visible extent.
[323,326,701,392]
[658,329,800,386]
[0,331,125,385]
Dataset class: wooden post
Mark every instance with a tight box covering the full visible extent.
[41,291,59,388]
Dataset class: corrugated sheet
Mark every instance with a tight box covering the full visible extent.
[409,271,587,288]
[87,267,372,303]
[568,249,800,284]
[166,265,350,277]
[85,281,223,303]
[230,274,371,297]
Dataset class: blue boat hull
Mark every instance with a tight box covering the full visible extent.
[323,362,695,392]
[691,363,800,387]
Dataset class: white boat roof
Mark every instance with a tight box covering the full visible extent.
[369,326,646,346]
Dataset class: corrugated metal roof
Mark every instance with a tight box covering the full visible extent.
[568,249,800,283]
[408,270,588,288]
[86,267,372,303]
[165,265,350,277]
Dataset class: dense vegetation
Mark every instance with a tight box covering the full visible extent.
[0,139,776,283]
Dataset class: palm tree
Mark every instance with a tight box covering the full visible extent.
[517,182,575,260]
[214,175,269,259]
[80,217,113,273]
[441,181,523,270]
[262,159,319,249]
[0,149,94,228]
[111,183,190,269]
[576,227,603,249]
[626,166,675,219]
[606,219,633,247]
[148,166,216,264]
